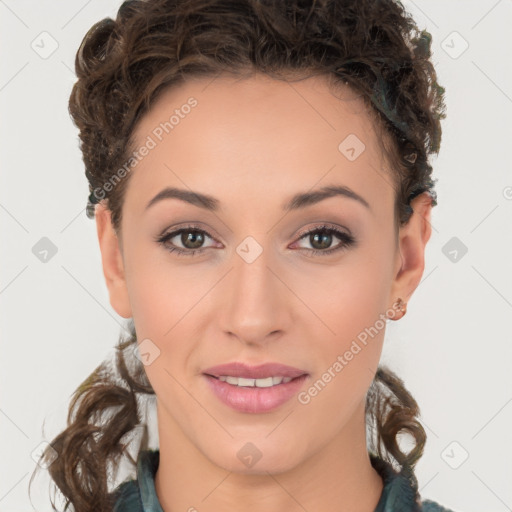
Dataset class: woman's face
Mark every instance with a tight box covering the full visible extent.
[98,73,428,473]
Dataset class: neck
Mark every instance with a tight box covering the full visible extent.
[154,399,383,512]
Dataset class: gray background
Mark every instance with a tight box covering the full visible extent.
[1,0,511,510]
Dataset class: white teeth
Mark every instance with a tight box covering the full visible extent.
[218,376,294,387]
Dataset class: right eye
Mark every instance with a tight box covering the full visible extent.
[155,225,219,256]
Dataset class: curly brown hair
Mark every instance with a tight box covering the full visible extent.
[30,0,446,510]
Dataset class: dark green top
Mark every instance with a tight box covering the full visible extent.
[110,449,457,512]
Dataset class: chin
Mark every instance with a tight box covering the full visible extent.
[203,437,307,475]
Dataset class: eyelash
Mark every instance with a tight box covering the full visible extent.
[155,223,356,258]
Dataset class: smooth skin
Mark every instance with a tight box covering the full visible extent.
[96,73,432,512]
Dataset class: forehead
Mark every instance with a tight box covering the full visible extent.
[125,73,394,216]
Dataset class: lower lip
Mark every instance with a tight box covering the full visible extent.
[204,374,309,413]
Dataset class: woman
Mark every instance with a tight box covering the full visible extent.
[31,0,452,510]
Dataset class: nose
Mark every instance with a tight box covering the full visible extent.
[219,240,293,347]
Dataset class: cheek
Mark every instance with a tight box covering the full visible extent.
[294,246,394,343]
[298,263,389,417]
[122,244,208,379]
[123,237,187,328]
[289,236,394,401]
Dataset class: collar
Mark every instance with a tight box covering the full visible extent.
[113,449,427,512]
[137,449,164,512]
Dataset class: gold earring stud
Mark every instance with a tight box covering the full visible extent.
[392,297,407,318]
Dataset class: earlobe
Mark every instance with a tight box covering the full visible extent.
[388,192,433,310]
[95,203,132,319]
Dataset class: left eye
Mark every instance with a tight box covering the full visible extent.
[293,225,356,255]
[155,224,356,257]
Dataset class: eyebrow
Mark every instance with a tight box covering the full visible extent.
[144,184,370,212]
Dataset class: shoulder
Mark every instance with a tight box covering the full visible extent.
[109,449,161,511]
[110,479,143,512]
[370,453,459,512]
[421,498,458,512]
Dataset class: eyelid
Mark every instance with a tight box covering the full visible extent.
[155,223,221,247]
[155,221,356,257]
[294,222,352,240]
[157,221,219,239]
[288,223,355,254]
[156,221,349,243]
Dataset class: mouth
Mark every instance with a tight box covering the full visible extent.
[202,362,309,413]
[204,374,303,387]
[202,361,308,380]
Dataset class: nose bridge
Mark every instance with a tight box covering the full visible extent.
[221,235,289,344]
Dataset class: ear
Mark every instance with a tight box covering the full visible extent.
[95,202,132,319]
[388,191,433,310]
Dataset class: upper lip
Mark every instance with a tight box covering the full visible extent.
[203,362,308,379]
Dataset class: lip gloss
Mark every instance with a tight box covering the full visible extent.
[203,374,308,413]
